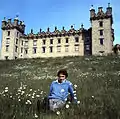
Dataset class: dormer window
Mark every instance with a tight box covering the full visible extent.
[99,21,103,27]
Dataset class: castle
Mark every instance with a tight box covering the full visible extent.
[0,3,114,60]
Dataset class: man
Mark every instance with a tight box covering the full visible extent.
[48,69,77,111]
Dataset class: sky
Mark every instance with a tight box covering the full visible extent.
[0,0,120,49]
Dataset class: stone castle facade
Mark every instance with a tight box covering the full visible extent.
[0,3,114,60]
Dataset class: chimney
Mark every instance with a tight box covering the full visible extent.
[90,5,96,19]
[8,18,12,23]
[98,7,103,12]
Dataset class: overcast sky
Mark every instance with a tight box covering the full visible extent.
[0,0,119,49]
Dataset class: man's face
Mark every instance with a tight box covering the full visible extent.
[58,73,66,83]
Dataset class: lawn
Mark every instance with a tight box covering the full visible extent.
[0,56,120,119]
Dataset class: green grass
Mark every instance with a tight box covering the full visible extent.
[0,56,120,119]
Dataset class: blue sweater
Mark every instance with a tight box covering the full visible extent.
[48,79,77,102]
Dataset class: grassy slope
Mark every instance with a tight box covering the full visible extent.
[0,56,120,119]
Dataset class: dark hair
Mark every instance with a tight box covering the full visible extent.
[57,69,68,78]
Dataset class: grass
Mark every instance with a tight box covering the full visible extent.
[0,55,120,119]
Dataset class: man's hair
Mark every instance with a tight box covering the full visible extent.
[57,69,68,78]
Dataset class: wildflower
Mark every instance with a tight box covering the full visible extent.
[40,91,43,94]
[74,97,77,100]
[32,96,34,99]
[92,95,94,98]
[65,104,69,108]
[5,87,8,90]
[36,95,40,98]
[56,111,60,115]
[5,89,8,93]
[28,94,31,96]
[73,90,76,93]
[10,96,12,98]
[18,99,21,101]
[34,113,38,118]
[30,89,32,91]
[68,101,71,104]
[26,100,32,104]
[74,84,77,89]
[77,101,80,104]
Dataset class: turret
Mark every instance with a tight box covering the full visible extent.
[90,5,96,19]
[14,15,19,26]
[106,3,112,16]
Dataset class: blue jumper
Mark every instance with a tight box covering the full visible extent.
[48,79,77,102]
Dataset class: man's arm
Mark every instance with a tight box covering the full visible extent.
[68,83,77,103]
[48,82,53,96]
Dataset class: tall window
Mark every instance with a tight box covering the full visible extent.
[21,48,23,53]
[25,41,28,46]
[100,38,104,45]
[7,31,10,36]
[100,30,103,36]
[58,38,61,44]
[6,38,10,44]
[6,45,9,52]
[57,46,61,52]
[42,47,45,53]
[33,40,37,46]
[43,40,46,45]
[75,37,79,42]
[66,38,69,43]
[65,45,69,52]
[33,48,37,54]
[75,45,79,51]
[25,49,28,54]
[99,21,103,27]
[17,32,19,37]
[16,39,18,44]
[21,40,23,46]
[15,46,18,52]
[50,39,53,44]
[50,46,53,53]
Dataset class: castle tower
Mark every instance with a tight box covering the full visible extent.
[0,16,25,60]
[90,3,114,55]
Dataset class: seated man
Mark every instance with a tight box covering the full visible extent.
[48,69,77,111]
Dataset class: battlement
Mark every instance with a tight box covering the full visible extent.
[1,16,25,34]
[21,24,87,39]
[90,3,113,24]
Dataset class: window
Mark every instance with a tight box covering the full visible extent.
[21,48,23,53]
[15,46,18,52]
[100,38,104,45]
[66,38,69,43]
[7,31,10,36]
[33,48,37,54]
[86,45,90,50]
[99,21,103,27]
[5,56,8,60]
[33,40,37,46]
[75,45,79,51]
[25,41,28,46]
[50,39,53,44]
[6,38,10,44]
[43,40,46,45]
[57,46,61,52]
[58,38,61,44]
[21,40,23,46]
[100,30,103,36]
[17,32,19,37]
[42,47,45,53]
[75,37,79,42]
[6,45,9,52]
[16,39,18,44]
[65,46,69,52]
[50,46,53,53]
[25,49,28,54]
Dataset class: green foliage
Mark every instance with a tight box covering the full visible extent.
[0,56,120,119]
